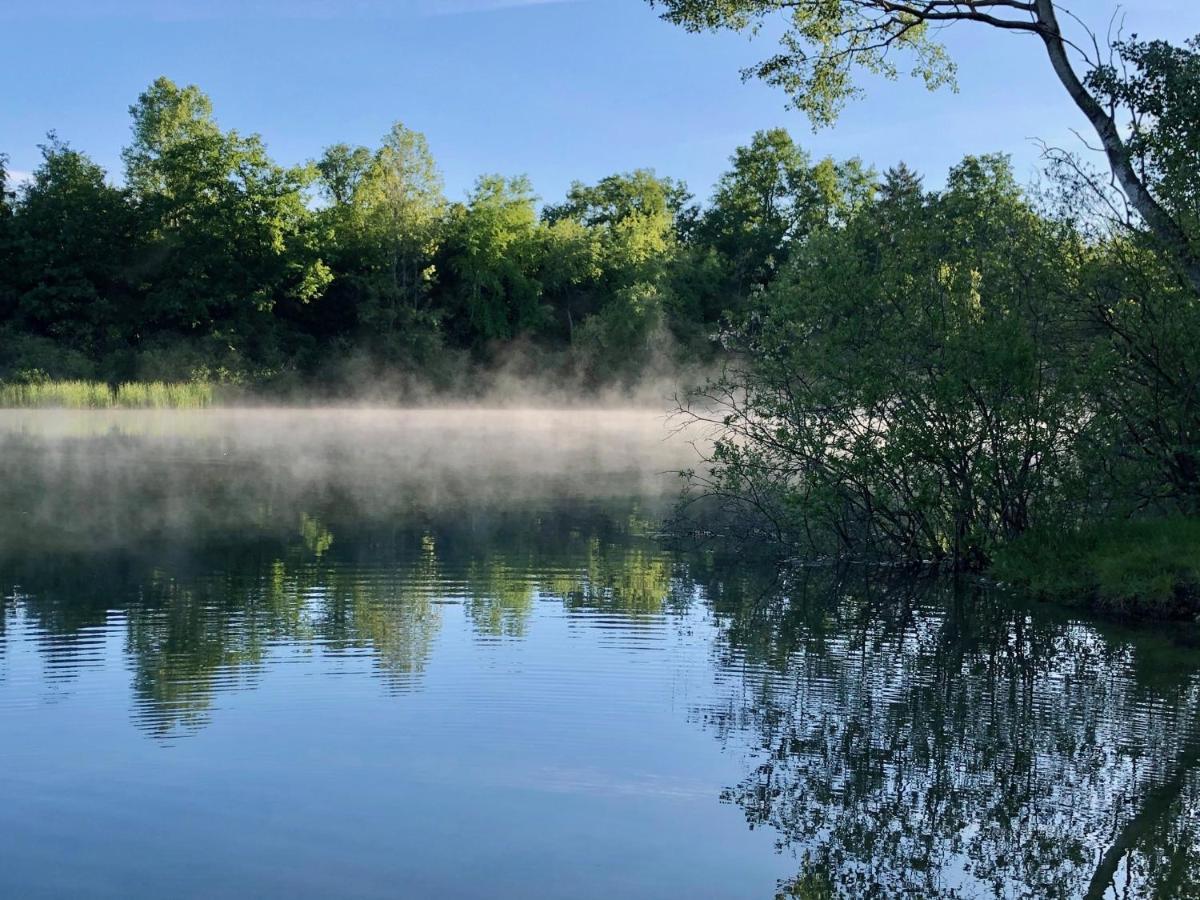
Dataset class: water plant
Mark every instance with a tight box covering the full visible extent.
[0,379,217,409]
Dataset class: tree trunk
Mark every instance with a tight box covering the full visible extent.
[1083,745,1200,899]
[1034,0,1200,295]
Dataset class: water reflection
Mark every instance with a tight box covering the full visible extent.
[1,505,682,736]
[1,412,1198,898]
[701,570,1200,898]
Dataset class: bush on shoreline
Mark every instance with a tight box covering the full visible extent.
[991,519,1200,619]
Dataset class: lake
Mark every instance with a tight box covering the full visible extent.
[0,410,1197,899]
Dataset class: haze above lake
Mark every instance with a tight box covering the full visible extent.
[1,410,1197,899]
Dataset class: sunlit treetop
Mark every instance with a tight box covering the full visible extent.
[649,0,1013,126]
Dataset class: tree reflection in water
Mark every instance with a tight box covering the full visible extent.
[695,567,1200,898]
[1,415,1199,896]
[0,502,680,736]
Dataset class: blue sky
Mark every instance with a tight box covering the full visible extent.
[4,0,1199,205]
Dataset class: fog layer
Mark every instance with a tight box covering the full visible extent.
[0,408,704,554]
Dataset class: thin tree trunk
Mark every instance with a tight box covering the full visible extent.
[1083,745,1200,900]
[1034,0,1200,295]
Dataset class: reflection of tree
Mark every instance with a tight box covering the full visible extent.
[330,532,443,687]
[464,558,535,638]
[0,517,448,733]
[575,539,674,614]
[0,500,683,734]
[1083,746,1200,900]
[126,570,292,735]
[454,505,681,632]
[698,573,1200,899]
[13,484,1198,899]
[548,536,677,616]
[0,586,9,672]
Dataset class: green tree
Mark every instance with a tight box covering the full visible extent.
[1086,36,1200,262]
[537,216,603,340]
[649,0,1200,295]
[545,170,687,374]
[315,143,373,207]
[124,77,327,365]
[694,128,874,314]
[356,123,446,316]
[687,155,1083,567]
[7,138,134,354]
[440,175,545,346]
[544,168,692,231]
[701,128,815,297]
[316,123,446,363]
[1042,40,1200,514]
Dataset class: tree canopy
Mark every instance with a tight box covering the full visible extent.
[0,79,885,389]
[650,0,1200,294]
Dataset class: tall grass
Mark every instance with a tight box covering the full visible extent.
[0,380,217,409]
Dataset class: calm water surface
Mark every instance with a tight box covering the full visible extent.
[0,410,1198,899]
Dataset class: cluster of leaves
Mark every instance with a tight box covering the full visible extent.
[648,3,1200,578]
[685,35,1200,574]
[0,80,866,392]
[688,156,1089,567]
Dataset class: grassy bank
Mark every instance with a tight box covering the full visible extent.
[0,380,217,409]
[992,518,1200,619]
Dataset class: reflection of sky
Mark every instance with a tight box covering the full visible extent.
[0,571,791,900]
[4,1,1200,205]
[1,491,1199,896]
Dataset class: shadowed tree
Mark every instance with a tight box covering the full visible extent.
[699,573,1200,898]
[697,128,873,305]
[315,143,373,207]
[682,155,1084,568]
[7,138,134,353]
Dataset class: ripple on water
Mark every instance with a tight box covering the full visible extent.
[0,413,1198,898]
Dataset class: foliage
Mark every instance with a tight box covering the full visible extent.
[123,78,324,339]
[649,0,955,126]
[6,137,135,354]
[687,155,1085,568]
[440,175,545,345]
[7,79,855,388]
[660,27,1200,611]
[0,79,890,392]
[650,0,1200,298]
[690,128,875,320]
[1076,238,1200,514]
[1087,36,1200,247]
[994,518,1200,618]
[0,378,216,409]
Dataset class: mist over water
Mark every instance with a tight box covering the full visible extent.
[0,407,699,552]
[0,408,1198,898]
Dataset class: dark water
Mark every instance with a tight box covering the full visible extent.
[1,411,1198,899]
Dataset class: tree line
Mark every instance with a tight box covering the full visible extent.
[0,77,872,391]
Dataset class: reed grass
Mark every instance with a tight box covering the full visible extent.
[0,380,217,409]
